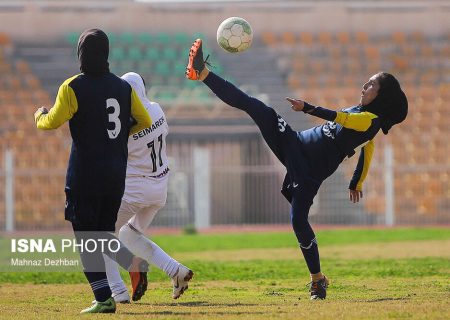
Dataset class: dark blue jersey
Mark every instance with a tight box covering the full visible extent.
[298,106,380,181]
[66,73,133,195]
[282,105,380,201]
[35,73,152,196]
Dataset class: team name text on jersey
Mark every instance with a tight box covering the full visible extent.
[133,116,165,140]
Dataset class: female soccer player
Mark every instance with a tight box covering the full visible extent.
[104,72,193,303]
[185,39,408,300]
[34,29,152,313]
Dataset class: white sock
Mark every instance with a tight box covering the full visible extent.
[149,241,180,278]
[104,254,127,294]
[119,224,180,278]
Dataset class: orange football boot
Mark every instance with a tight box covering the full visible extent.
[185,39,207,80]
[129,258,149,301]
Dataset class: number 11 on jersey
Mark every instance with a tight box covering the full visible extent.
[147,134,163,173]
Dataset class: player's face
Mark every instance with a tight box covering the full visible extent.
[360,75,381,106]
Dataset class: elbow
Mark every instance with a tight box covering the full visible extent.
[36,125,51,130]
[36,122,46,130]
[36,122,57,130]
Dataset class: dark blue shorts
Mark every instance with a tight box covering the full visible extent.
[64,191,122,232]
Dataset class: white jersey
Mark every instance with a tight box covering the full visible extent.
[121,73,169,177]
[120,72,169,206]
[127,101,169,177]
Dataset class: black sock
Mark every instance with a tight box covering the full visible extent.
[85,272,112,302]
[300,240,321,275]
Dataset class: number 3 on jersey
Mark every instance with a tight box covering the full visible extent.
[106,98,121,139]
[277,115,287,132]
[147,134,163,173]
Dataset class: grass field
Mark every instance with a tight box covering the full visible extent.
[0,227,449,319]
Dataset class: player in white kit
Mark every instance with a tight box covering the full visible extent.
[104,72,193,303]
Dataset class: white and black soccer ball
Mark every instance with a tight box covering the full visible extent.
[216,17,253,53]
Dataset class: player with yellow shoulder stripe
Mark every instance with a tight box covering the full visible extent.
[185,39,408,301]
[34,29,152,314]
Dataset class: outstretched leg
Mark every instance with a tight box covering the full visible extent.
[186,39,297,164]
[186,39,327,300]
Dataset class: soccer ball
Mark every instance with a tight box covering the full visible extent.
[216,17,253,53]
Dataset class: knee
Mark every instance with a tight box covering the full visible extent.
[290,215,315,248]
[293,229,313,246]
[293,229,317,249]
[118,223,139,247]
[299,237,318,250]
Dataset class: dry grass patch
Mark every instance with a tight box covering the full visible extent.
[174,239,450,261]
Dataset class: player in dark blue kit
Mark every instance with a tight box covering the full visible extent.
[34,29,152,313]
[185,39,408,300]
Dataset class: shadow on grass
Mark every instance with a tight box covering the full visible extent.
[356,297,412,303]
[122,310,267,316]
[121,300,267,316]
[136,301,257,307]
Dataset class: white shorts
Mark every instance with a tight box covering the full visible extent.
[115,175,169,233]
[115,200,163,233]
[122,175,168,206]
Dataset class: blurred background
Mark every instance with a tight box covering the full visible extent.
[0,0,449,231]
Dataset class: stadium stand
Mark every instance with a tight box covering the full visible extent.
[97,32,216,108]
[270,31,449,223]
[0,27,449,229]
[0,31,271,229]
[0,34,68,229]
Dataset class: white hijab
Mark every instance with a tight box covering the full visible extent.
[121,72,150,107]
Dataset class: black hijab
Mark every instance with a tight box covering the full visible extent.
[77,28,110,76]
[361,72,408,134]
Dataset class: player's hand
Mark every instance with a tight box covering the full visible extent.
[286,97,305,112]
[35,107,48,116]
[34,107,48,120]
[349,189,363,203]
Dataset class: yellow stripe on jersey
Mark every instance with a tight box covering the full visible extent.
[355,139,375,191]
[334,111,378,132]
[35,74,80,129]
[129,87,152,135]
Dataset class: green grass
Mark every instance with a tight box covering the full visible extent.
[0,227,449,319]
[1,257,448,284]
[150,227,450,253]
